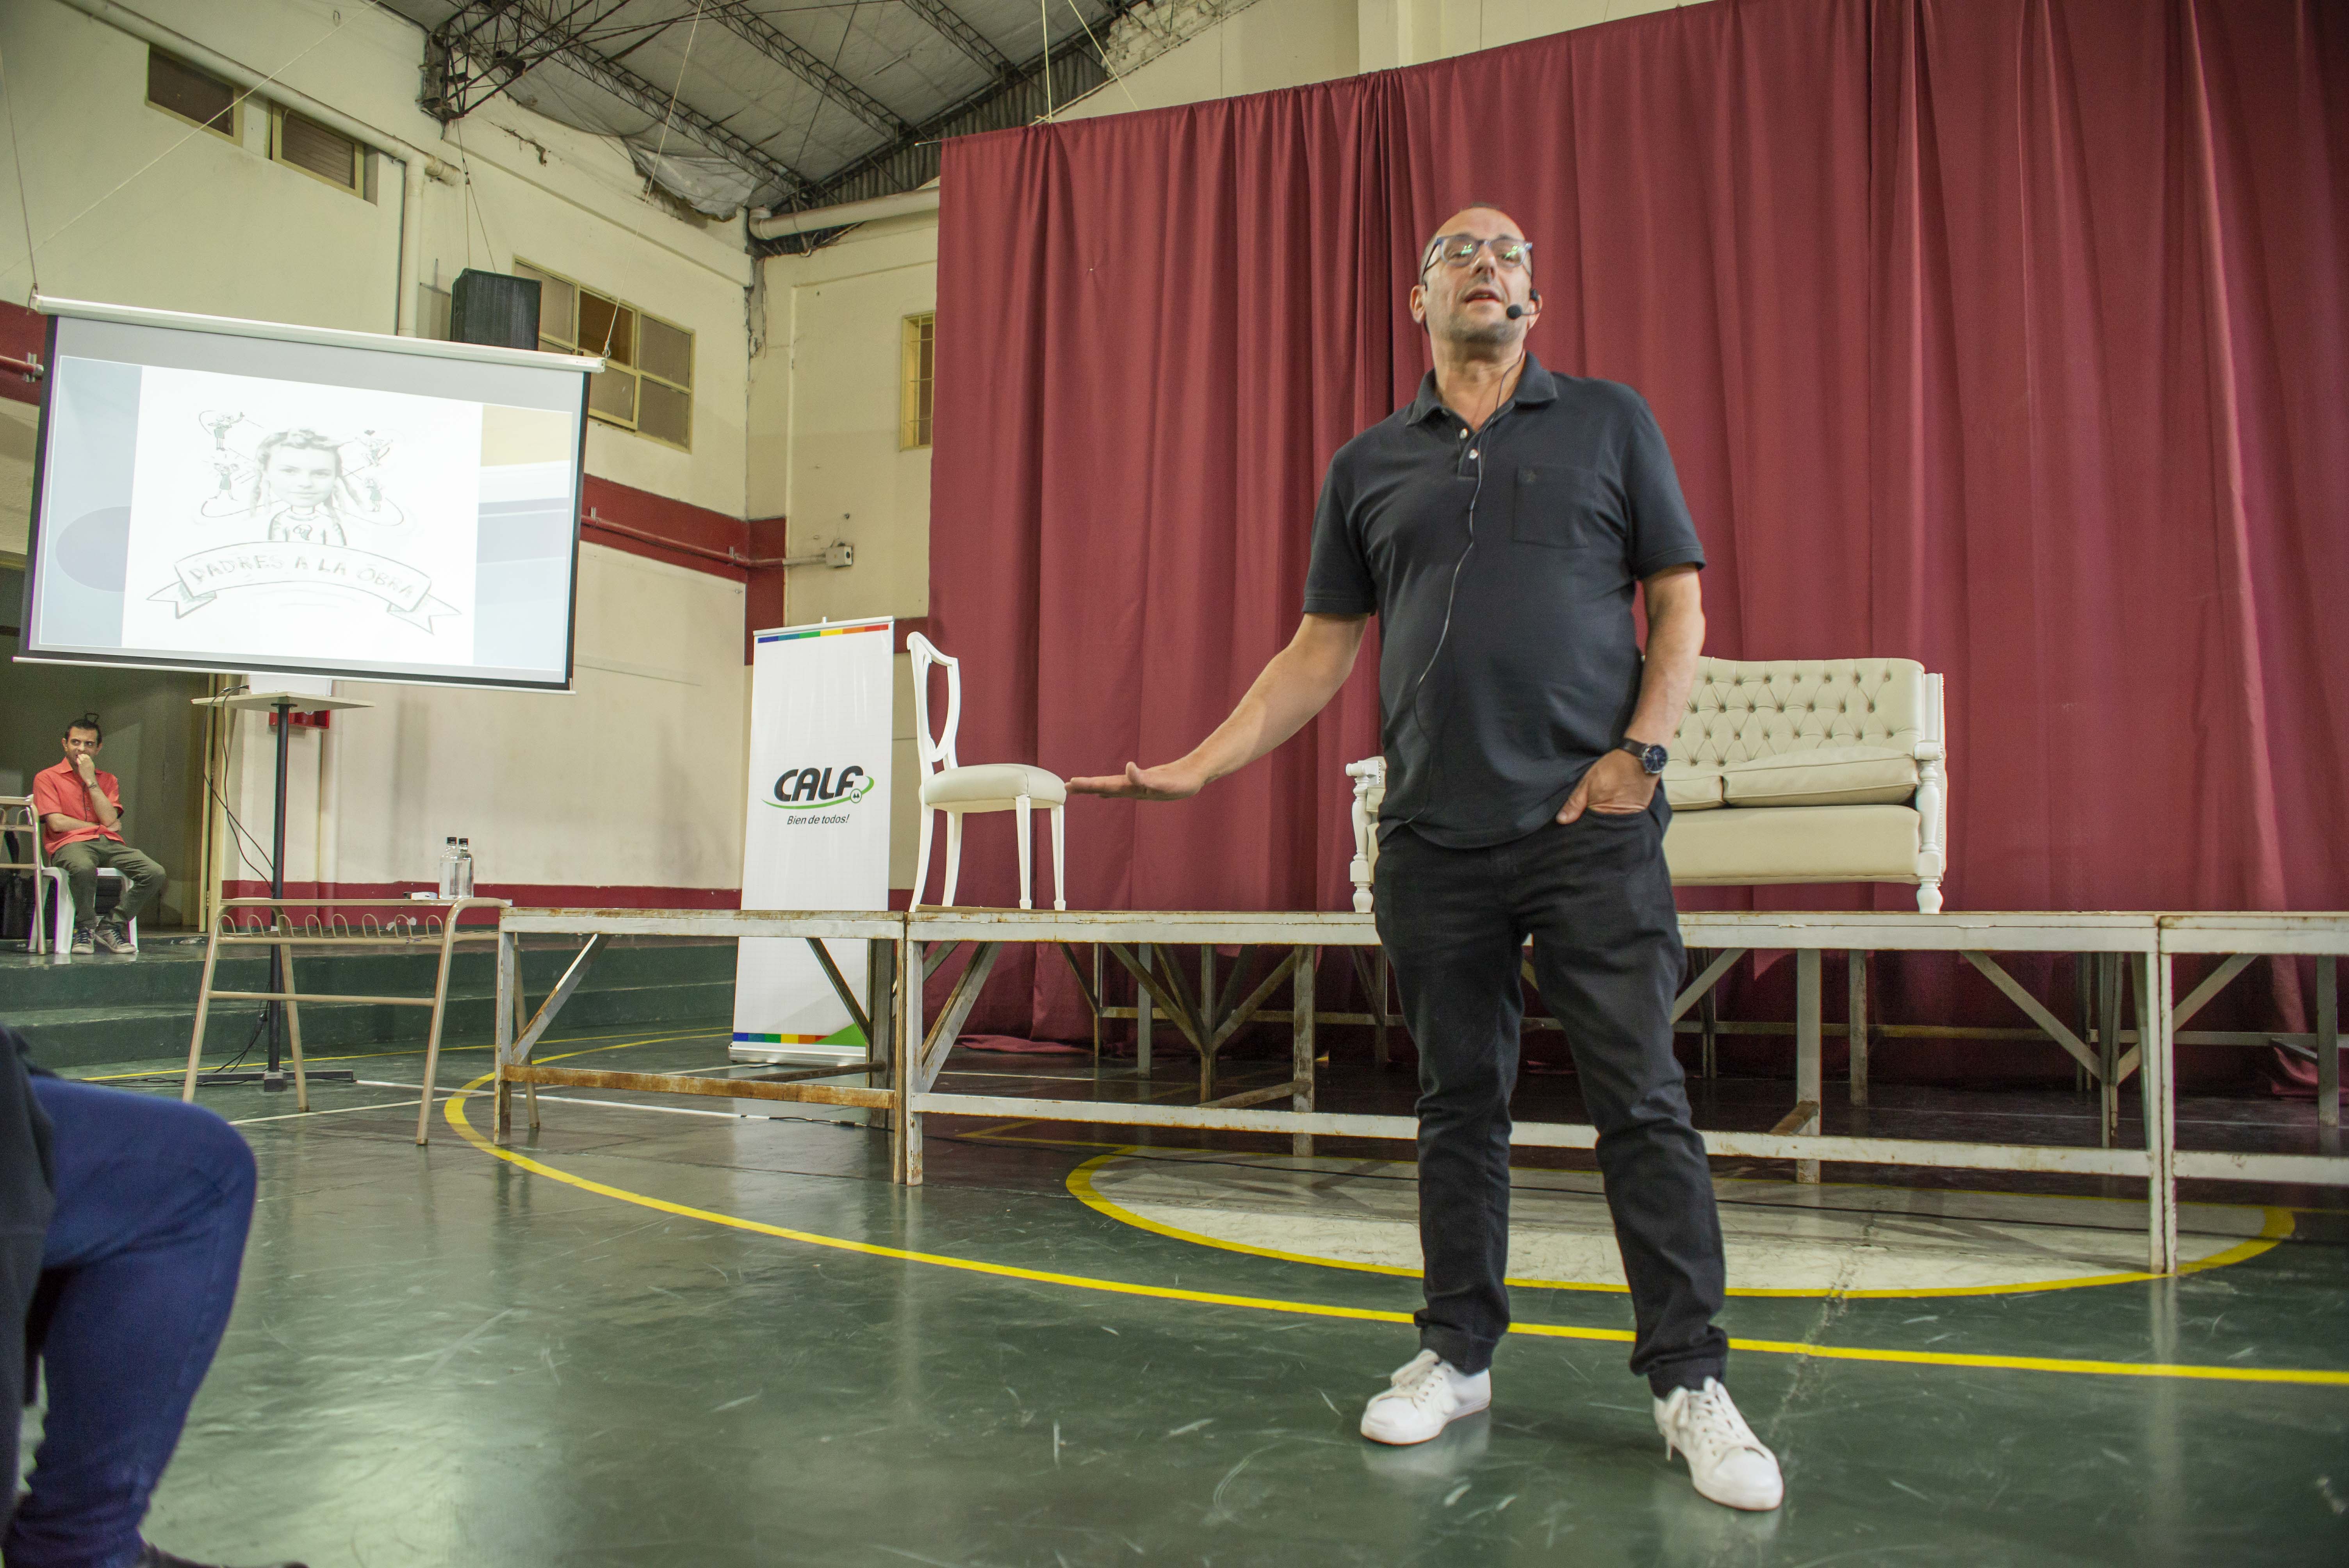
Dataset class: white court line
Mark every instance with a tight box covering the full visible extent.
[230,1099,421,1125]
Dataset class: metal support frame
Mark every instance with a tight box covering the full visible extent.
[491,908,903,1151]
[184,897,507,1133]
[2158,916,2349,1157]
[484,906,2349,1279]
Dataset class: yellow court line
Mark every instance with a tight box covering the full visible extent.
[440,1071,2349,1388]
[1065,1152,2294,1301]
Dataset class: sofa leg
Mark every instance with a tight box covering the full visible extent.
[1917,880,1944,914]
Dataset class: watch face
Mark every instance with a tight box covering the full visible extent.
[1640,743,1669,774]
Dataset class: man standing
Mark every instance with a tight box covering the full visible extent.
[1069,205,1782,1510]
[32,717,166,956]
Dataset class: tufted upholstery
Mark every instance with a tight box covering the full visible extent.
[1665,655,1948,910]
[1673,657,1926,767]
[1348,655,1951,912]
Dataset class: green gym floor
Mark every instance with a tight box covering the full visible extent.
[46,1026,2349,1568]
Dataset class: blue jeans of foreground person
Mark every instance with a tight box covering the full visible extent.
[7,1078,256,1568]
[1372,795,1730,1395]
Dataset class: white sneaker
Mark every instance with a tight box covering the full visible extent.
[1654,1378,1784,1511]
[1359,1350,1490,1445]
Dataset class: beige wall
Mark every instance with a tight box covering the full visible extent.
[750,216,939,888]
[0,0,759,904]
[234,546,748,894]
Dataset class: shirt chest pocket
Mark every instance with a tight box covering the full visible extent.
[1508,464,1623,554]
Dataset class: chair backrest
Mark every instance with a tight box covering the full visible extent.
[1671,657,1931,768]
[906,633,962,778]
[0,797,40,875]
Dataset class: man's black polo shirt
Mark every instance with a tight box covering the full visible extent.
[1304,356,1706,849]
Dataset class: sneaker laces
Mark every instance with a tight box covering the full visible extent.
[1383,1351,1453,1410]
[1672,1382,1766,1461]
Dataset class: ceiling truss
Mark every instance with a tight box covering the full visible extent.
[421,0,814,198]
[417,0,1149,237]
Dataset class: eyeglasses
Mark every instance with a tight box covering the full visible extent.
[1420,234,1533,276]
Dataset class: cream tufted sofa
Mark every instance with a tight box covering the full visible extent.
[1661,656,1948,911]
[1346,656,1949,913]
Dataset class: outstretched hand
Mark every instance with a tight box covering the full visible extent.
[1065,761,1207,802]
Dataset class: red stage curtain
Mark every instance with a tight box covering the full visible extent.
[928,0,2347,1067]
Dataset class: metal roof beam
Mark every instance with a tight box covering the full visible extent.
[701,0,913,141]
[896,0,1014,79]
[422,0,811,198]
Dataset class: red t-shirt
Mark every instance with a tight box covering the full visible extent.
[31,759,125,857]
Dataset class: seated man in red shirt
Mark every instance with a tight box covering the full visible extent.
[31,717,166,957]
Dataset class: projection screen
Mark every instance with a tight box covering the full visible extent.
[17,297,600,691]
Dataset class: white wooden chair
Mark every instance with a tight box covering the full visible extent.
[908,633,1067,911]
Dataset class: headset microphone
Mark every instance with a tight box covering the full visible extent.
[1506,289,1542,321]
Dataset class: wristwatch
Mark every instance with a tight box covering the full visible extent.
[1617,738,1670,775]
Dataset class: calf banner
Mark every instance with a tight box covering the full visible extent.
[731,615,894,1064]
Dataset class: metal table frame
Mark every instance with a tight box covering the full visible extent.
[486,909,902,1151]
[185,896,510,1135]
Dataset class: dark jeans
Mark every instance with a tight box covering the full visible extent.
[1372,799,1728,1396]
[7,1079,256,1568]
[47,842,167,931]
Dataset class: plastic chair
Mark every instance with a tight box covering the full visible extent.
[908,633,1066,911]
[0,800,140,956]
[45,864,141,955]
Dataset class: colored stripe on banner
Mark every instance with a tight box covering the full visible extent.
[755,622,891,644]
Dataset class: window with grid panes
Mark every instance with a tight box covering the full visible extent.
[901,313,935,449]
[515,260,693,451]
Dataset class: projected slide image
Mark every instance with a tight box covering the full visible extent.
[121,367,485,664]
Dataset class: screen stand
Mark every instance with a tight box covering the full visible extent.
[199,698,356,1093]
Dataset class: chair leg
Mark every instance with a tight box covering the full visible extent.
[1014,796,1034,912]
[941,812,964,908]
[911,806,935,910]
[1050,805,1066,912]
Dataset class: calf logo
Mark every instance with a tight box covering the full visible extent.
[768,764,874,809]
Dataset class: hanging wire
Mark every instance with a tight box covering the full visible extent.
[0,15,347,294]
[791,0,860,176]
[1040,0,1055,118]
[1064,0,1142,115]
[0,42,39,297]
[646,0,711,177]
[449,116,493,271]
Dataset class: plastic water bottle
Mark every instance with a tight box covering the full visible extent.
[454,839,475,898]
[436,837,459,899]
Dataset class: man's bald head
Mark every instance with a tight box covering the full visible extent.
[1412,204,1538,351]
[1420,204,1529,274]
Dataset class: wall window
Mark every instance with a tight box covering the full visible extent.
[271,105,362,193]
[516,260,694,451]
[901,313,935,449]
[146,49,238,141]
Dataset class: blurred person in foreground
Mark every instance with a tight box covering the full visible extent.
[0,1023,302,1568]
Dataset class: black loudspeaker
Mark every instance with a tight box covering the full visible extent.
[448,269,542,351]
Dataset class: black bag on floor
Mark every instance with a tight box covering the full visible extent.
[0,829,32,944]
